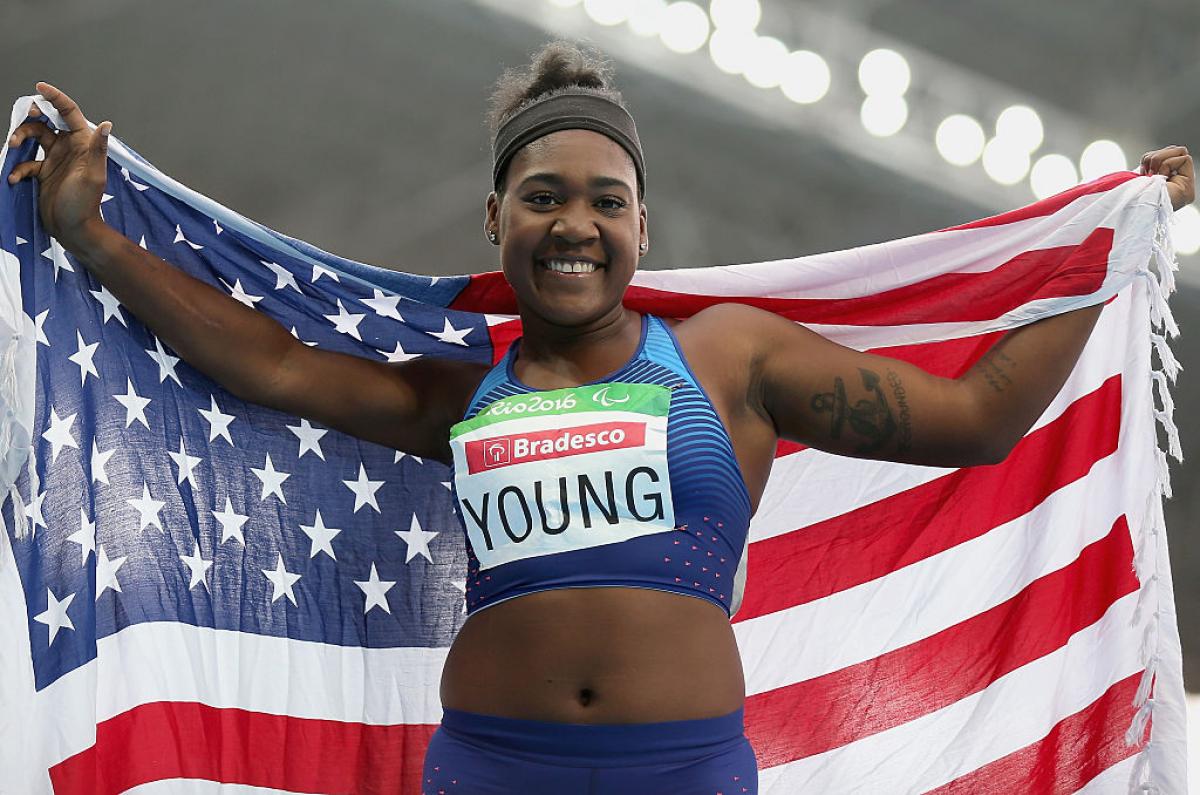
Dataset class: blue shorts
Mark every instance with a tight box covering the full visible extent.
[421,706,758,795]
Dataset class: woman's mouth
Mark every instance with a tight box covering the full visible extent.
[540,258,604,275]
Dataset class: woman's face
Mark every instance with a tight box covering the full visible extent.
[486,129,648,329]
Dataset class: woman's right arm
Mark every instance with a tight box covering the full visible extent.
[10,83,486,463]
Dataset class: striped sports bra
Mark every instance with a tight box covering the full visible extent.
[448,314,752,618]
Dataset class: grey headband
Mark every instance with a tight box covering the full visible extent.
[491,90,646,199]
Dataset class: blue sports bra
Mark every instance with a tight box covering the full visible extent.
[448,314,752,618]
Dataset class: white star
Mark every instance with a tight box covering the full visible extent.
[251,454,290,502]
[114,378,152,429]
[67,330,100,385]
[311,264,340,283]
[213,219,224,235]
[95,545,127,599]
[287,418,327,460]
[377,340,420,363]
[168,438,203,487]
[324,299,365,341]
[43,240,74,280]
[33,587,75,645]
[30,308,49,346]
[127,483,165,533]
[262,553,301,605]
[262,261,301,293]
[221,278,264,308]
[426,317,472,346]
[289,326,318,347]
[395,514,439,564]
[361,289,404,321]
[25,489,46,533]
[343,463,383,513]
[354,564,395,615]
[88,284,126,326]
[448,578,467,614]
[394,451,424,465]
[146,337,182,385]
[15,235,26,245]
[180,542,213,590]
[137,235,148,249]
[41,407,78,463]
[91,441,115,485]
[66,508,96,565]
[299,510,341,560]
[198,395,235,444]
[212,497,249,545]
[121,166,150,191]
[173,223,204,250]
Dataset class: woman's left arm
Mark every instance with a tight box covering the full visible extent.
[745,146,1193,468]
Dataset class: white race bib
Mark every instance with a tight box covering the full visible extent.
[450,382,676,570]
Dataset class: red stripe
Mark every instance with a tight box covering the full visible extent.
[927,671,1146,794]
[736,375,1122,623]
[937,171,1138,231]
[451,231,1113,326]
[744,515,1140,766]
[49,703,435,795]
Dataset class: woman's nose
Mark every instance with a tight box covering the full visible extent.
[551,203,599,244]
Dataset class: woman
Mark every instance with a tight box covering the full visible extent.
[9,42,1193,795]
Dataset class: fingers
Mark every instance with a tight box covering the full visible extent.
[8,120,58,151]
[7,161,42,184]
[33,81,90,133]
[1140,145,1189,176]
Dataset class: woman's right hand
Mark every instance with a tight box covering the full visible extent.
[7,82,113,247]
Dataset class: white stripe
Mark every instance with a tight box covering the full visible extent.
[739,437,1135,694]
[757,592,1144,794]
[750,288,1130,544]
[634,177,1154,300]
[1074,754,1138,794]
[23,622,446,774]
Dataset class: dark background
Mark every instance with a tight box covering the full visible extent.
[2,0,1196,686]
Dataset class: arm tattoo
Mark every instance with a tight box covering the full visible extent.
[977,349,1016,393]
[810,368,897,454]
[886,370,913,454]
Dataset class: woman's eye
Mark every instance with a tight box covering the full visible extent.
[598,197,626,211]
[527,194,557,205]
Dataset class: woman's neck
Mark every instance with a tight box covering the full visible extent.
[513,307,642,389]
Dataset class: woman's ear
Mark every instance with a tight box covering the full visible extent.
[484,191,500,244]
[638,201,649,257]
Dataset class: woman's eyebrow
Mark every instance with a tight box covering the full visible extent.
[517,173,634,193]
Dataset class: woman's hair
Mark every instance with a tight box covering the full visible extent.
[486,40,628,138]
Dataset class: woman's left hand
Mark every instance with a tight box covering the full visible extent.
[1139,145,1194,211]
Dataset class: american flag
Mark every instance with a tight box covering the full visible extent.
[0,95,1187,794]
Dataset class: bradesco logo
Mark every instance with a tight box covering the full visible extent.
[464,421,646,474]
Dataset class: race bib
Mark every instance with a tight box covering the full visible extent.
[450,383,676,570]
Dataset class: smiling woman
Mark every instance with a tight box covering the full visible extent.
[8,29,1194,793]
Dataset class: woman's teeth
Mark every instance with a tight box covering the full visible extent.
[544,259,598,274]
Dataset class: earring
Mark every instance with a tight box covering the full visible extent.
[639,242,648,253]
[487,230,498,244]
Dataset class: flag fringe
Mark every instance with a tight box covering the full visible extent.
[1125,188,1180,795]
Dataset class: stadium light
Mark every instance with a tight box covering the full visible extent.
[1175,205,1200,256]
[1079,140,1127,182]
[743,36,789,88]
[982,137,1031,185]
[995,105,1043,153]
[708,27,758,74]
[935,115,986,166]
[547,0,582,7]
[628,0,668,36]
[660,2,711,53]
[861,95,908,137]
[858,49,910,96]
[1030,154,1079,199]
[584,0,632,26]
[780,50,831,104]
[709,0,761,31]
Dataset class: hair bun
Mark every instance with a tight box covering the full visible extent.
[487,40,625,135]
